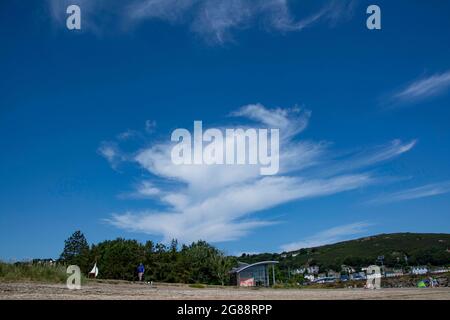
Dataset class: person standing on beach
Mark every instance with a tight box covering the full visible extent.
[137,263,145,281]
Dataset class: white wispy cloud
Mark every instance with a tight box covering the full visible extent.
[127,0,355,43]
[145,120,157,133]
[368,181,450,205]
[316,139,417,177]
[108,175,374,242]
[231,104,310,139]
[118,181,162,200]
[128,0,353,43]
[117,129,139,141]
[390,70,450,106]
[280,221,372,252]
[98,142,126,169]
[48,0,355,43]
[102,103,415,244]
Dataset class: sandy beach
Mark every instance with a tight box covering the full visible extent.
[1,281,449,300]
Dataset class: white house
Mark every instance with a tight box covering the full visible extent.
[411,266,428,275]
[307,265,320,274]
[292,267,306,274]
[304,274,315,282]
[385,271,404,278]
[384,267,404,278]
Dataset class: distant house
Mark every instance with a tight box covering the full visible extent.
[382,267,404,278]
[411,266,428,275]
[292,265,322,275]
[341,265,356,274]
[32,258,55,266]
[304,274,315,282]
[385,270,404,278]
[292,267,306,274]
[307,265,320,274]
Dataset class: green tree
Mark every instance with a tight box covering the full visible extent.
[93,238,146,281]
[59,231,90,273]
[211,252,235,286]
[183,241,219,284]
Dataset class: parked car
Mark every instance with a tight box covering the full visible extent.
[314,277,337,284]
[340,275,350,282]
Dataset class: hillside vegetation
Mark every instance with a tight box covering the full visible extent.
[239,233,450,272]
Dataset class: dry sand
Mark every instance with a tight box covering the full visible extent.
[1,281,449,300]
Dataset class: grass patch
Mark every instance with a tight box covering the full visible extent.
[189,283,206,289]
[0,261,84,284]
[272,283,303,289]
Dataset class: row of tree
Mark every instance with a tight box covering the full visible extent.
[59,231,237,285]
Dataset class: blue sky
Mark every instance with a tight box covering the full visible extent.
[1,0,450,260]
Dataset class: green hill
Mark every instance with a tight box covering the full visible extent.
[238,233,450,271]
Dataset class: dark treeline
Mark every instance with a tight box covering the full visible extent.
[59,231,450,285]
[59,231,237,285]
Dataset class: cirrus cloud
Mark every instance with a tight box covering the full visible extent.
[367,180,450,205]
[102,103,416,244]
[387,70,450,107]
[280,221,372,252]
[48,0,356,44]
